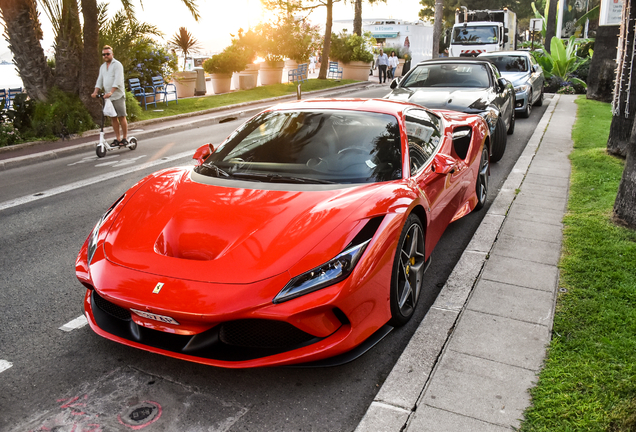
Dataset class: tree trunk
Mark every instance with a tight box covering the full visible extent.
[586,25,619,103]
[613,135,636,228]
[80,0,102,120]
[0,0,52,101]
[432,0,443,59]
[545,0,558,53]
[54,0,82,94]
[608,0,636,158]
[353,0,362,36]
[318,0,333,80]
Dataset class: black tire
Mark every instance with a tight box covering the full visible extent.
[128,137,138,151]
[389,214,426,327]
[490,116,507,163]
[520,92,532,118]
[534,87,544,106]
[96,145,106,158]
[474,145,489,211]
[507,110,515,134]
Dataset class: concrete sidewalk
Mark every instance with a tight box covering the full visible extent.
[356,94,576,431]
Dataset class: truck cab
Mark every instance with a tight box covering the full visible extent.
[449,9,517,57]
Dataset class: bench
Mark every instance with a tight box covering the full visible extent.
[0,89,6,109]
[5,87,23,109]
[288,63,308,84]
[128,78,156,109]
[151,76,178,106]
[327,61,343,81]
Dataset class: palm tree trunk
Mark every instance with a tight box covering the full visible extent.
[353,0,362,36]
[54,0,82,94]
[318,0,333,80]
[586,25,619,103]
[432,0,443,59]
[0,0,52,101]
[613,135,636,228]
[80,0,102,120]
[545,0,558,53]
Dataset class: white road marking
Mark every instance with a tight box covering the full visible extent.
[67,154,119,166]
[0,149,194,212]
[94,155,147,168]
[59,315,88,332]
[0,360,13,373]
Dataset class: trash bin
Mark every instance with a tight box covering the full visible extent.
[194,67,206,96]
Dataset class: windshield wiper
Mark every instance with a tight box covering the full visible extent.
[202,162,231,178]
[230,172,335,184]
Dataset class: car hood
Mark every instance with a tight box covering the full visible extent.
[500,71,531,87]
[386,87,492,113]
[103,167,380,284]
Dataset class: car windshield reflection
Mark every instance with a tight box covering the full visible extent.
[401,64,491,88]
[195,110,403,184]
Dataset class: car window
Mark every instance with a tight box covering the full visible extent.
[483,55,529,72]
[401,63,490,88]
[452,25,498,44]
[197,110,403,184]
[404,109,443,175]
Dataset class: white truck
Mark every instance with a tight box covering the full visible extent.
[448,8,517,57]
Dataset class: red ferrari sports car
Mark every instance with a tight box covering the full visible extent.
[76,98,490,368]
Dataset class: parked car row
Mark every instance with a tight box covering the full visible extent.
[75,50,544,369]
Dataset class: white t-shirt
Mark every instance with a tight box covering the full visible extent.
[388,56,399,68]
[95,59,125,101]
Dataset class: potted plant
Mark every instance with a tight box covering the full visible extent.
[254,20,287,85]
[231,28,261,90]
[203,44,250,94]
[329,31,376,81]
[280,16,321,80]
[168,27,202,97]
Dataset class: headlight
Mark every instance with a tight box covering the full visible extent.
[514,84,531,94]
[87,194,125,265]
[273,239,371,304]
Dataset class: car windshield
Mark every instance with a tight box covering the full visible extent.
[483,55,528,72]
[452,25,498,45]
[195,110,403,184]
[401,63,490,88]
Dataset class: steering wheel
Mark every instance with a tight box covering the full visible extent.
[306,157,330,170]
[338,147,368,156]
[463,80,483,87]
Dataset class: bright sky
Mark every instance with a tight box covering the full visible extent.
[0,0,423,60]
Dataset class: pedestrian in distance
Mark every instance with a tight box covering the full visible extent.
[402,54,412,77]
[91,45,128,146]
[388,51,398,80]
[376,49,389,84]
[309,54,316,74]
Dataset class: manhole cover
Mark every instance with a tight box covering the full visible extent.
[118,401,161,428]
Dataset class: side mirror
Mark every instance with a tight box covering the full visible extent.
[431,153,457,175]
[533,64,540,73]
[497,77,508,92]
[193,143,214,166]
[504,35,509,43]
[390,77,402,89]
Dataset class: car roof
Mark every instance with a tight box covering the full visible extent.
[414,57,493,67]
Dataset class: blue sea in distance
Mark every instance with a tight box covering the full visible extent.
[0,63,24,90]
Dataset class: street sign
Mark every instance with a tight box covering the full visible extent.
[530,18,543,32]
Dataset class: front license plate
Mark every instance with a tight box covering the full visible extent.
[130,309,180,325]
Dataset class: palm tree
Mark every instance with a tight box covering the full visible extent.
[169,27,202,71]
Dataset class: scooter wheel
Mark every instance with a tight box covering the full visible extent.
[96,145,106,158]
[128,137,138,151]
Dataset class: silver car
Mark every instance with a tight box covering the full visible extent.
[478,51,544,118]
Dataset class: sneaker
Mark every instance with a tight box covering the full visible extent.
[111,139,119,146]
[120,138,129,146]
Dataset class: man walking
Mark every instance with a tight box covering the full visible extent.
[376,49,389,84]
[92,45,128,146]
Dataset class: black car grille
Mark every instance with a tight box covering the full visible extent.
[89,291,339,361]
[93,291,131,321]
[219,319,315,349]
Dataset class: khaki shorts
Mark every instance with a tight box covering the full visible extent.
[110,97,127,118]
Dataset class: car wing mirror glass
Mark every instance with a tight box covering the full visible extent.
[431,153,457,175]
[193,143,214,166]
[497,77,507,92]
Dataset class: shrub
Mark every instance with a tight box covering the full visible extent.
[127,44,178,88]
[124,91,143,123]
[0,123,21,147]
[31,87,95,138]
[330,31,376,64]
[203,44,250,74]
[385,44,411,59]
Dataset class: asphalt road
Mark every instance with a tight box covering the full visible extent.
[0,87,551,432]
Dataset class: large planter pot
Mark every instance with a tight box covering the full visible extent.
[173,71,197,98]
[342,61,372,81]
[237,63,260,90]
[395,58,405,77]
[210,73,232,94]
[259,61,285,85]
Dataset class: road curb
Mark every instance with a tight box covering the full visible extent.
[0,82,375,171]
[355,94,561,432]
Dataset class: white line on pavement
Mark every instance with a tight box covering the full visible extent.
[59,315,88,332]
[0,360,13,373]
[0,150,194,212]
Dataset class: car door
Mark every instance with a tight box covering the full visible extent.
[528,55,543,102]
[487,62,513,125]
[405,109,464,251]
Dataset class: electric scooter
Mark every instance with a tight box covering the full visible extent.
[95,93,138,158]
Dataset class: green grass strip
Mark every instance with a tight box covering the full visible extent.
[520,97,636,431]
[135,79,358,121]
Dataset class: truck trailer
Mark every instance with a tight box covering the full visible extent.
[449,8,517,57]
